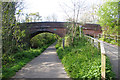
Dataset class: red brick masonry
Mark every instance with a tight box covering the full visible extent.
[82,24,102,37]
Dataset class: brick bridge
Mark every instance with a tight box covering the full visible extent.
[20,22,68,38]
[20,22,102,40]
[82,24,102,37]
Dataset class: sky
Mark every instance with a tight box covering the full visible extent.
[22,0,104,22]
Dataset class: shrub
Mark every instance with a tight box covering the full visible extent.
[30,33,57,48]
[56,36,115,79]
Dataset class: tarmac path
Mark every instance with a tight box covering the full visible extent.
[93,38,119,78]
[103,41,119,78]
[13,42,69,78]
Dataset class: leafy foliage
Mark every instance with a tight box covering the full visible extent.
[2,33,57,79]
[2,43,51,79]
[30,33,57,48]
[99,37,118,46]
[56,36,115,79]
[2,2,57,79]
[97,0,118,35]
[2,2,26,55]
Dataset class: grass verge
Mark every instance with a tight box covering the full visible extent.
[56,36,115,79]
[2,42,54,79]
[99,37,119,46]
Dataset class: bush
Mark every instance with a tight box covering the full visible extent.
[30,33,57,48]
[2,32,57,79]
[99,37,118,46]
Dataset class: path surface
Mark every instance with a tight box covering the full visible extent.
[103,41,119,78]
[13,42,69,78]
[94,38,119,78]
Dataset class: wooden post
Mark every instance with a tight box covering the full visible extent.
[101,54,106,80]
[62,38,64,49]
[0,2,2,80]
[92,39,94,46]
[90,38,92,44]
[108,34,110,40]
[94,34,95,38]
[115,35,117,42]
[100,42,106,80]
[79,25,82,37]
[99,34,101,38]
[98,41,100,52]
[98,34,100,38]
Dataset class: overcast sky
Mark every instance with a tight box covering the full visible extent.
[22,0,104,22]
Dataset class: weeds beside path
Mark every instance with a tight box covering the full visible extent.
[12,42,69,78]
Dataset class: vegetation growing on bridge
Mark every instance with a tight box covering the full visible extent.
[56,35,115,79]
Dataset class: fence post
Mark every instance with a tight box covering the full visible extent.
[92,39,94,46]
[98,34,100,38]
[108,34,110,40]
[101,53,106,80]
[98,41,100,52]
[115,35,117,42]
[100,41,106,80]
[99,34,101,38]
[90,38,92,44]
[94,34,95,38]
[62,38,64,49]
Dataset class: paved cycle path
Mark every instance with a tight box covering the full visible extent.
[94,38,119,78]
[103,41,120,78]
[13,42,69,78]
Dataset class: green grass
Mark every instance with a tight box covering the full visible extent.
[2,33,57,79]
[56,36,115,79]
[99,37,119,46]
[2,42,54,79]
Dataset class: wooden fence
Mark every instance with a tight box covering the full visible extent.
[84,35,106,80]
[97,34,120,42]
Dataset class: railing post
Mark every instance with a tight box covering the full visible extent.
[94,34,95,38]
[0,2,2,80]
[98,34,100,38]
[92,39,94,46]
[100,41,106,80]
[108,34,110,40]
[62,38,65,49]
[99,34,101,38]
[101,53,106,80]
[115,35,117,42]
[98,41,100,52]
[90,37,92,44]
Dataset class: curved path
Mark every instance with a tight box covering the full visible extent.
[94,38,119,78]
[13,42,69,78]
[103,41,119,78]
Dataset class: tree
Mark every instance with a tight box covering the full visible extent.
[97,0,118,35]
[2,1,26,56]
[25,12,42,22]
[60,0,87,43]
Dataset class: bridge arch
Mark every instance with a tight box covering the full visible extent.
[20,22,67,38]
[20,22,68,46]
[30,30,62,39]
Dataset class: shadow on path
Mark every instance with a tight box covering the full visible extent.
[13,42,69,78]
